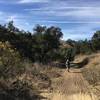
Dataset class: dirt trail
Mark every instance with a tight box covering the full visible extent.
[51,68,97,100]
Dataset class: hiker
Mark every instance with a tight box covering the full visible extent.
[65,48,76,72]
[66,57,71,72]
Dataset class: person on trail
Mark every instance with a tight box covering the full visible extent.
[65,48,75,72]
[66,56,71,72]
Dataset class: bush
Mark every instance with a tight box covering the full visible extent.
[0,79,42,100]
[0,41,24,79]
[82,66,100,85]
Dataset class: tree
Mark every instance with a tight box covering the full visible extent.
[0,22,64,63]
[92,31,100,40]
[33,24,46,34]
[32,25,63,63]
[44,26,63,49]
[66,39,76,47]
[92,31,100,50]
[6,21,19,33]
[66,48,76,62]
[65,47,76,71]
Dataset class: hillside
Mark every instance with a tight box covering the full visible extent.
[41,52,100,100]
[81,52,100,99]
[0,23,100,100]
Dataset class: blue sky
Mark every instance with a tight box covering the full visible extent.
[0,0,100,40]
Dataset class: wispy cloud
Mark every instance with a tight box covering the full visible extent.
[6,15,17,22]
[27,6,100,24]
[18,0,49,3]
[63,23,100,40]
[0,11,29,30]
[27,7,100,18]
[1,0,100,40]
[25,7,100,11]
[31,20,100,24]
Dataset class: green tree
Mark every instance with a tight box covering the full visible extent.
[66,48,76,62]
[92,31,100,50]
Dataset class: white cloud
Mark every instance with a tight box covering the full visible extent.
[31,20,100,24]
[24,7,99,25]
[0,12,22,23]
[6,15,17,22]
[26,6,100,23]
[63,8,100,18]
[63,23,100,40]
[25,7,100,11]
[29,7,100,18]
[19,0,49,3]
[1,0,100,40]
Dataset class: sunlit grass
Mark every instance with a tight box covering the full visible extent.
[52,93,97,100]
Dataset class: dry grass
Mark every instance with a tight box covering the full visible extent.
[81,53,100,85]
[78,52,100,100]
[52,93,96,100]
[30,53,100,100]
[46,68,98,100]
[17,63,62,91]
[21,53,100,100]
[17,63,63,99]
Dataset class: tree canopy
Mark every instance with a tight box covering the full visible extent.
[0,21,100,63]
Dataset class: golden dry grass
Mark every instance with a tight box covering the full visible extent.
[81,52,100,99]
[48,69,98,100]
[41,53,100,100]
[52,93,97,100]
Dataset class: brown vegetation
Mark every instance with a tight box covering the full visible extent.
[81,52,100,99]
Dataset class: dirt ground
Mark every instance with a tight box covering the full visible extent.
[52,68,98,100]
[41,68,98,100]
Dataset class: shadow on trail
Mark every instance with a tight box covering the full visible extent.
[71,58,89,69]
[47,57,89,69]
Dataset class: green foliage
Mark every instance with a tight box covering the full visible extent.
[76,40,93,54]
[0,21,100,64]
[66,39,76,47]
[66,48,76,62]
[0,41,24,78]
[74,31,100,54]
[0,23,63,63]
[6,21,19,33]
[92,31,100,50]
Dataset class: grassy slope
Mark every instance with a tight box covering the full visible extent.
[75,52,100,99]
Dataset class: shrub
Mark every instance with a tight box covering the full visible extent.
[0,41,24,79]
[0,79,42,100]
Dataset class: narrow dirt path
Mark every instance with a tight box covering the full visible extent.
[51,68,97,100]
